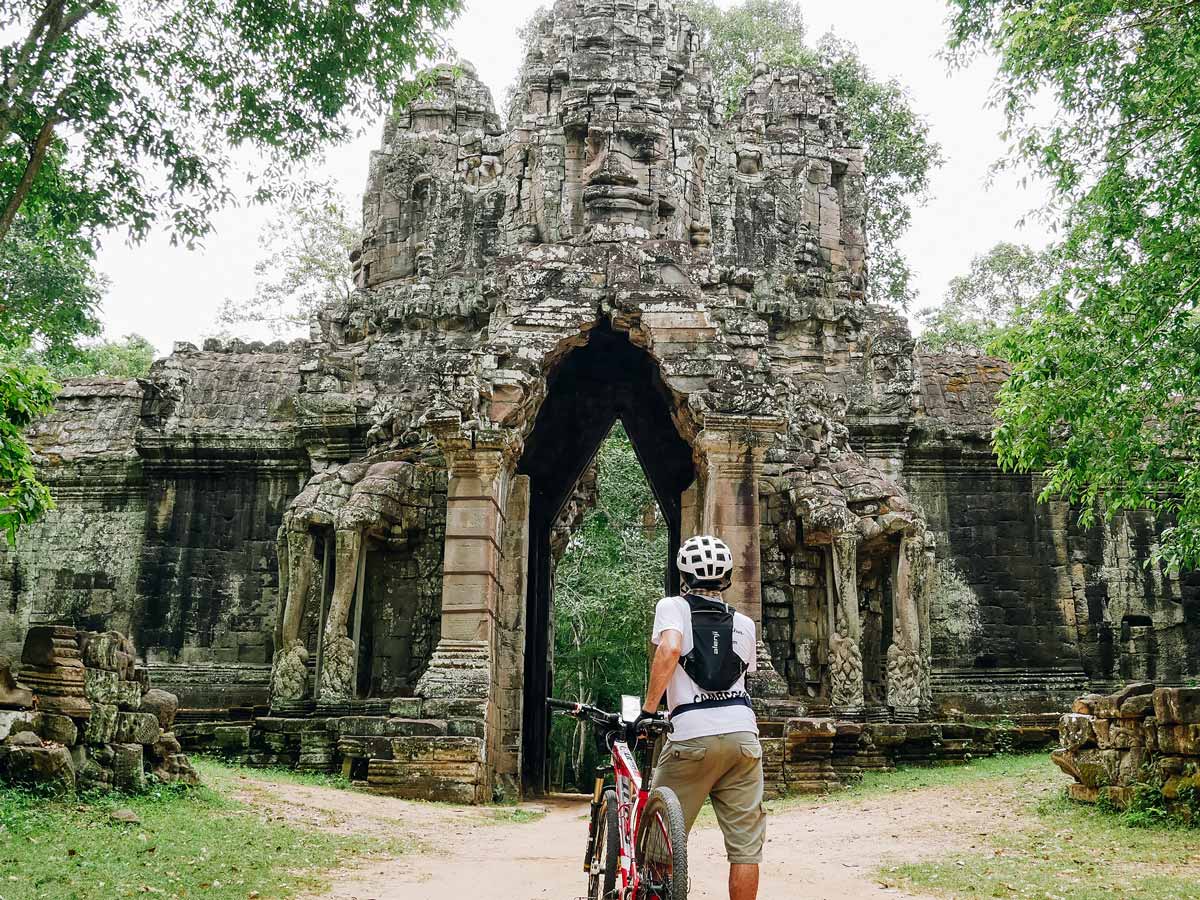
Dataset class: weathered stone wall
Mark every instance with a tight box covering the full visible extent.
[0,343,312,708]
[900,352,1200,712]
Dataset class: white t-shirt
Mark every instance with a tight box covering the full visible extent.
[652,595,758,742]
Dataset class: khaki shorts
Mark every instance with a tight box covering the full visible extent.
[650,731,766,865]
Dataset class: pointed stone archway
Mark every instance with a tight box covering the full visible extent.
[514,322,695,794]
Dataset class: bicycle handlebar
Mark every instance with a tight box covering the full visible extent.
[546,697,673,737]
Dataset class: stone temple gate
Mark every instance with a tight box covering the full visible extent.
[4,0,1198,802]
[263,0,937,795]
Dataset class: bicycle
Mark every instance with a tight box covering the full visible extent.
[548,696,688,900]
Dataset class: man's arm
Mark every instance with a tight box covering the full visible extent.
[643,628,683,714]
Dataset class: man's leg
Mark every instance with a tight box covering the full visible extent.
[707,733,765,900]
[729,863,759,900]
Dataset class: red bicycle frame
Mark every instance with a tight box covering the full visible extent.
[549,697,673,899]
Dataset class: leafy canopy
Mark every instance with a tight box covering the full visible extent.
[216,181,355,339]
[0,362,55,544]
[0,0,462,247]
[685,0,943,305]
[917,242,1055,354]
[947,0,1200,568]
[550,424,665,790]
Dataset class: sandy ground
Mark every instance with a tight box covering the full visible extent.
[234,766,1058,900]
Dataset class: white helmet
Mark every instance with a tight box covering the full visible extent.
[677,534,734,583]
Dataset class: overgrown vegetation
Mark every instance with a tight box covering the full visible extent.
[886,791,1200,900]
[946,0,1200,571]
[0,758,402,900]
[917,242,1056,355]
[549,425,666,792]
[684,0,943,305]
[216,180,356,340]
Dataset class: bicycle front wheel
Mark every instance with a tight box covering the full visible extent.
[589,788,619,899]
[635,785,688,900]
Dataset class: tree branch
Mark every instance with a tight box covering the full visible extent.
[0,115,59,242]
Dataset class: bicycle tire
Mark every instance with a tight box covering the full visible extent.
[635,785,688,900]
[588,789,619,899]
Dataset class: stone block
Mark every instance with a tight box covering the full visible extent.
[1095,682,1154,718]
[385,718,448,737]
[1153,687,1200,725]
[84,668,120,705]
[0,662,33,710]
[1157,724,1200,755]
[80,631,135,677]
[213,725,252,752]
[1093,718,1142,750]
[1059,713,1096,751]
[114,712,161,745]
[1119,693,1156,719]
[111,742,145,793]
[21,626,82,668]
[33,713,77,746]
[389,696,423,718]
[1,743,75,796]
[1072,693,1104,716]
[115,680,142,710]
[84,703,118,744]
[0,709,34,741]
[140,690,178,730]
[447,718,485,738]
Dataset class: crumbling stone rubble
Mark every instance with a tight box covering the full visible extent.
[0,626,197,796]
[1053,684,1200,818]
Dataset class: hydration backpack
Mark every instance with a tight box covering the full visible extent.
[679,594,749,692]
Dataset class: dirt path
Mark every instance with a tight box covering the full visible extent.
[236,766,1059,900]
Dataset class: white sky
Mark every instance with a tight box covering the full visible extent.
[95,0,1054,355]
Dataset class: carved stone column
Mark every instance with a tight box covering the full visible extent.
[269,528,316,704]
[696,415,787,698]
[318,527,365,702]
[829,530,864,718]
[887,532,923,721]
[412,416,520,803]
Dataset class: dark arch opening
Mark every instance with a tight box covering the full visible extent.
[517,322,695,794]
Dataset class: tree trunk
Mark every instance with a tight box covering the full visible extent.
[0,117,56,243]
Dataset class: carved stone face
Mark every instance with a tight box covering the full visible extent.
[581,125,658,228]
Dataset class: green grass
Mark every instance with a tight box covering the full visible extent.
[882,792,1200,900]
[0,760,403,900]
[486,807,547,825]
[192,755,352,791]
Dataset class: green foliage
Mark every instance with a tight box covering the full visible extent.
[0,760,402,899]
[946,1,1200,569]
[684,0,942,305]
[684,0,815,113]
[0,0,462,247]
[918,242,1056,354]
[43,334,156,379]
[550,424,666,790]
[0,360,56,544]
[0,209,104,359]
[217,180,356,338]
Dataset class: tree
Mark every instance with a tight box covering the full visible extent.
[947,1,1200,569]
[216,181,355,339]
[0,0,461,248]
[49,334,155,379]
[0,362,55,544]
[684,1,943,305]
[0,206,104,360]
[550,425,666,791]
[917,242,1054,354]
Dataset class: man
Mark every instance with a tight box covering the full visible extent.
[640,534,764,900]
